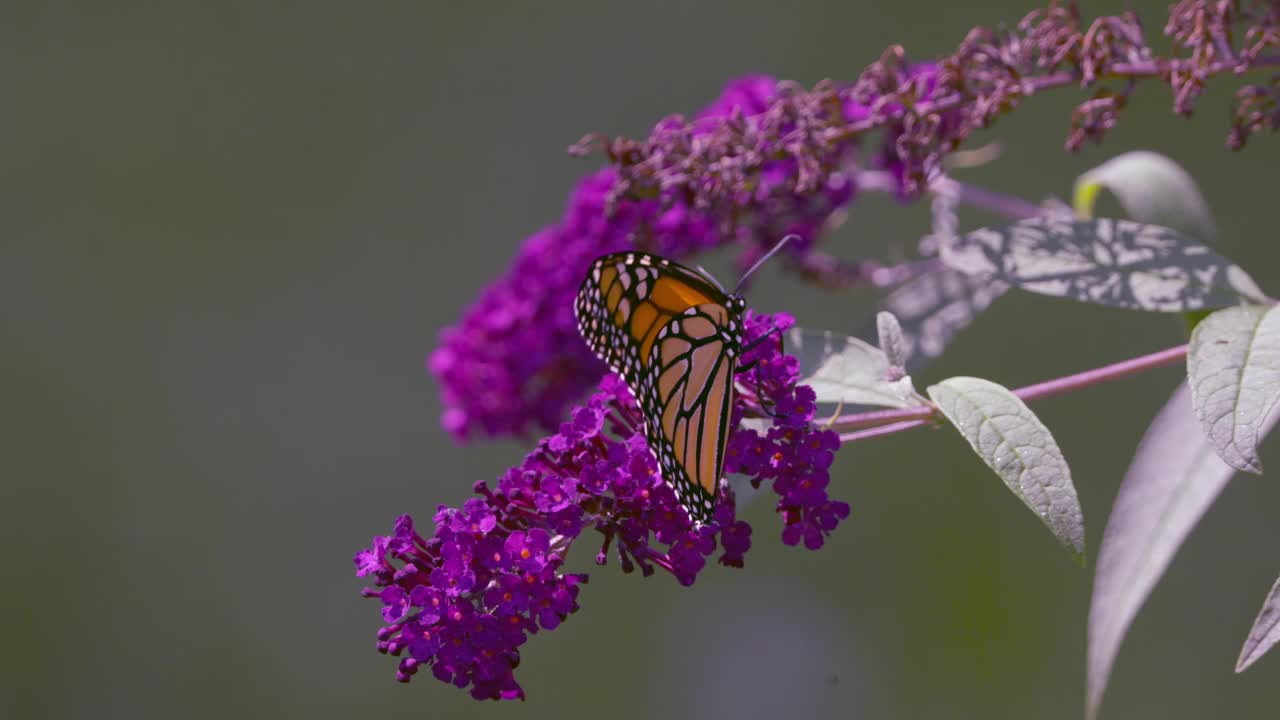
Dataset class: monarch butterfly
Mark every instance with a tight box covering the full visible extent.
[575,252,748,524]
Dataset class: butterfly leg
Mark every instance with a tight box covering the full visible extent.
[735,326,787,419]
[753,371,783,419]
[735,325,783,374]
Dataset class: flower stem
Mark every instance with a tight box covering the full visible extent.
[861,169,1046,222]
[830,404,935,432]
[930,177,1046,220]
[830,343,1189,441]
[839,418,932,443]
[1013,343,1188,403]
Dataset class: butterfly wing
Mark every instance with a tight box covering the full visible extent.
[575,252,742,524]
[645,304,738,522]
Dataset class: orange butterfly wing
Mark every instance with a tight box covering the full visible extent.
[575,253,744,524]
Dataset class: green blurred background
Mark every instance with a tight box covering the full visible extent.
[4,1,1277,718]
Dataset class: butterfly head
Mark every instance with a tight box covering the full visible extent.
[725,293,746,318]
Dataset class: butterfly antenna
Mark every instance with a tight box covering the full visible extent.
[695,265,730,295]
[734,234,797,294]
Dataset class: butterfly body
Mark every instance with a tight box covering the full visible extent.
[575,252,745,524]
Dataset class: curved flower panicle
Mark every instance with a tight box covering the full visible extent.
[588,1,1280,208]
[431,75,860,441]
[857,59,960,198]
[358,312,848,699]
[591,77,864,255]
[427,170,631,441]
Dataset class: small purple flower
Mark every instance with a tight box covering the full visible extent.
[409,585,445,624]
[430,556,476,598]
[718,521,752,568]
[526,567,578,630]
[380,586,410,623]
[547,405,604,452]
[483,574,531,617]
[354,535,390,580]
[665,526,718,586]
[388,513,422,556]
[782,498,853,550]
[450,498,498,538]
[505,530,551,573]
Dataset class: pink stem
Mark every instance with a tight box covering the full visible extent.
[830,343,1189,441]
[839,419,932,443]
[931,177,1045,220]
[1013,344,1188,403]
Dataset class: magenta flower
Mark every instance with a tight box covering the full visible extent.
[356,312,847,699]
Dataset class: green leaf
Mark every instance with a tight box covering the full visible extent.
[785,328,920,409]
[926,377,1085,561]
[940,217,1265,311]
[1073,151,1217,242]
[1085,381,1269,719]
[1187,304,1280,473]
[1237,574,1280,672]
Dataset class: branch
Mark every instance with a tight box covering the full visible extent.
[831,343,1190,441]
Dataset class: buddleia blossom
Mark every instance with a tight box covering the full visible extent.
[356,312,847,699]
[727,312,849,550]
[589,0,1280,212]
[428,170,636,441]
[430,76,859,441]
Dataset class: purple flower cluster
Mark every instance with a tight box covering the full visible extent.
[849,57,959,198]
[1167,0,1280,116]
[430,75,858,441]
[353,513,580,700]
[580,77,863,260]
[1230,76,1280,148]
[726,312,850,550]
[358,312,847,699]
[588,0,1280,209]
[428,170,629,441]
